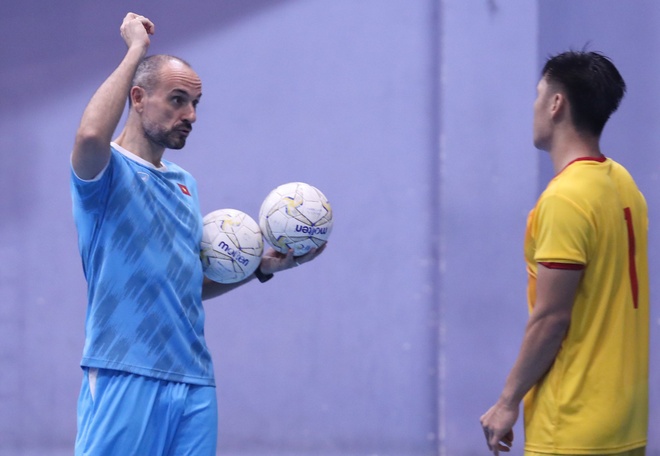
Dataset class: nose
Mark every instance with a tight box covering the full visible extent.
[183,103,197,123]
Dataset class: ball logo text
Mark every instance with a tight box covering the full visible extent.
[218,241,250,266]
[295,225,328,235]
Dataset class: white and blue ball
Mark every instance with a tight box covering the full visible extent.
[259,182,333,256]
[200,208,264,283]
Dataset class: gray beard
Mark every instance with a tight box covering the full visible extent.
[143,120,187,150]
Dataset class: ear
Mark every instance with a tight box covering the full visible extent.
[549,92,566,120]
[130,86,146,112]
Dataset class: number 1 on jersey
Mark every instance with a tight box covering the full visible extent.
[623,207,639,309]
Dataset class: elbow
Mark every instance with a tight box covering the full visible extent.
[529,311,572,340]
[547,314,572,341]
[552,314,571,336]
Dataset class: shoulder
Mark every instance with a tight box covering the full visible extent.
[606,158,641,189]
[545,158,617,201]
[161,159,188,175]
[161,159,197,185]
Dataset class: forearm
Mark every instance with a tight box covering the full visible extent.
[500,312,570,405]
[498,266,581,406]
[201,245,326,301]
[202,274,257,301]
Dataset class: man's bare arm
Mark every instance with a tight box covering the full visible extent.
[480,265,582,454]
[202,244,327,301]
[72,13,154,180]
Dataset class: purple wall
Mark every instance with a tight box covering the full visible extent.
[440,2,538,454]
[0,1,657,455]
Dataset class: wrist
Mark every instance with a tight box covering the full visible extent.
[126,42,149,60]
[498,390,522,408]
[254,267,274,283]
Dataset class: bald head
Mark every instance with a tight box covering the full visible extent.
[130,55,195,104]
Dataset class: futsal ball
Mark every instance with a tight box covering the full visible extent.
[259,182,333,256]
[200,208,264,283]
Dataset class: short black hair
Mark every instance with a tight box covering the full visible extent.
[542,51,626,136]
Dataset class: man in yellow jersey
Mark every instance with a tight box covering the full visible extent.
[480,51,649,456]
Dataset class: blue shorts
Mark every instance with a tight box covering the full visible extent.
[75,368,217,456]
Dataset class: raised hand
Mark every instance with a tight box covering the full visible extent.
[119,12,155,50]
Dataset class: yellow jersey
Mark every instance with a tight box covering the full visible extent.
[523,157,649,454]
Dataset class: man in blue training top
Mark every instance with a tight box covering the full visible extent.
[71,12,325,455]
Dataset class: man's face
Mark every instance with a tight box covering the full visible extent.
[532,76,554,151]
[140,61,202,150]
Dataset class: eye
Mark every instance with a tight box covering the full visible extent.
[171,96,184,105]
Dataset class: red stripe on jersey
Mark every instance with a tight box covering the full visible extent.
[557,155,607,176]
[178,183,191,196]
[539,262,585,270]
